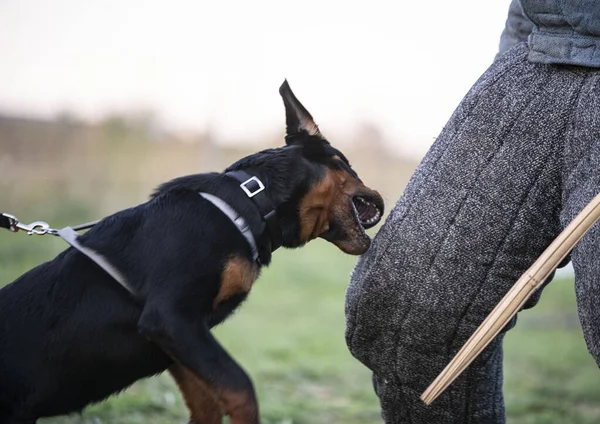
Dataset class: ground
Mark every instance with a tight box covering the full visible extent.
[1,232,599,424]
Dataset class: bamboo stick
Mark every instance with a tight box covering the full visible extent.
[421,191,600,406]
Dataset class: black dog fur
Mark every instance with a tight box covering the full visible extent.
[0,81,384,424]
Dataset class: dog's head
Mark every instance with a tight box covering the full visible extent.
[276,80,384,255]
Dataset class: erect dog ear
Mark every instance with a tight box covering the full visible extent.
[279,80,323,143]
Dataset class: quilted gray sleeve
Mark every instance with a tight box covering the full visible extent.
[345,43,591,423]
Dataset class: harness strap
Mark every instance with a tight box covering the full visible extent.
[56,227,135,295]
[1,213,134,295]
[225,171,283,254]
[2,170,279,293]
[199,192,259,263]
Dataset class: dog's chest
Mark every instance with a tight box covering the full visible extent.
[213,256,259,309]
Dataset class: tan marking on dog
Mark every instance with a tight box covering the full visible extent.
[298,168,362,243]
[298,170,336,243]
[221,389,259,424]
[214,256,258,308]
[169,363,258,424]
[169,363,223,424]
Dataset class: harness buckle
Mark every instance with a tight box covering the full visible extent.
[239,176,265,198]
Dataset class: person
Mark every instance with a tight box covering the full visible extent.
[345,1,600,422]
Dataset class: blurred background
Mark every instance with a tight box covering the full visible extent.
[1,1,599,423]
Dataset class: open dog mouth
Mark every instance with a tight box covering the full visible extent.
[352,195,383,229]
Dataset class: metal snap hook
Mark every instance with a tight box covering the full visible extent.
[15,220,51,235]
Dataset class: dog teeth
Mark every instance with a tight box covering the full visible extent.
[364,210,381,225]
[354,196,381,225]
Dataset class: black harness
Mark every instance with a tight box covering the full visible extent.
[1,171,283,295]
[225,170,282,264]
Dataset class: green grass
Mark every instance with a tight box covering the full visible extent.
[504,278,600,424]
[2,224,599,423]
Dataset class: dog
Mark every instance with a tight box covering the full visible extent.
[0,81,384,424]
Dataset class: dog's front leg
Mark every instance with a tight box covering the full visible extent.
[169,362,223,424]
[138,305,259,424]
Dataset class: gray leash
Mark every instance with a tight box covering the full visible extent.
[0,213,134,295]
[1,188,259,295]
[0,213,100,235]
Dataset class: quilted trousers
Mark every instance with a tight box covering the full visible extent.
[345,43,600,423]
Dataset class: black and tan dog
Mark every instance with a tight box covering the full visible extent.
[0,81,384,424]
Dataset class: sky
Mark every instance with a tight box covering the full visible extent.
[0,0,513,158]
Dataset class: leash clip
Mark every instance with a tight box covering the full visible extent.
[16,220,53,235]
[2,213,53,235]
